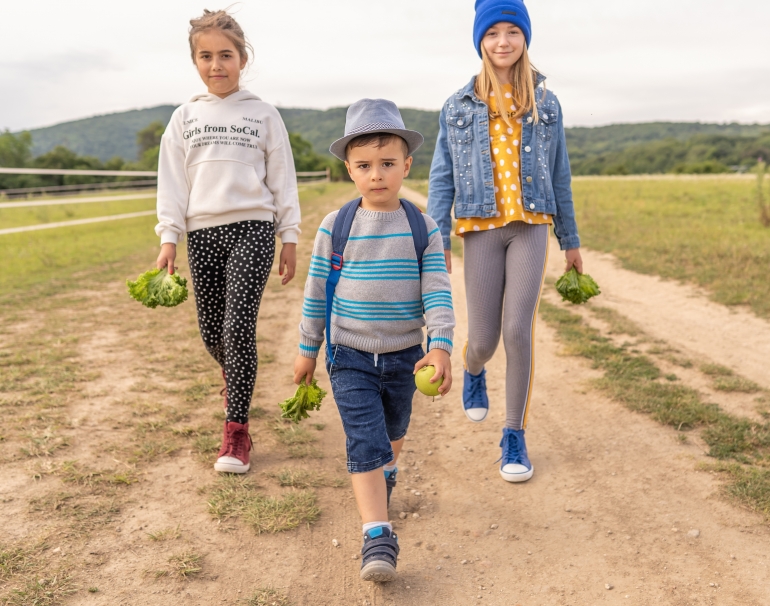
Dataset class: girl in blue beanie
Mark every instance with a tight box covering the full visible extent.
[427,0,583,483]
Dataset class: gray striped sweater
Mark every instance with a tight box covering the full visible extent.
[298,205,455,358]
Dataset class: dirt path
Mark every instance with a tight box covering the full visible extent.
[1,185,769,605]
[546,243,770,391]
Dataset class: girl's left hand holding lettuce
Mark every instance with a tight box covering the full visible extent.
[565,248,583,274]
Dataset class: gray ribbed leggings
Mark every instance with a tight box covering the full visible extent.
[463,222,549,430]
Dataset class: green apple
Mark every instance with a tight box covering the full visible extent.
[415,365,443,397]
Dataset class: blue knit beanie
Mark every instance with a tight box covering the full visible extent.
[473,0,532,58]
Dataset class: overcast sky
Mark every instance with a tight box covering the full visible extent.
[2,0,769,132]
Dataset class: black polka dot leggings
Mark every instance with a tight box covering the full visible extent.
[187,220,275,425]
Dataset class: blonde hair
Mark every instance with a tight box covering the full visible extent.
[188,9,253,66]
[474,43,543,128]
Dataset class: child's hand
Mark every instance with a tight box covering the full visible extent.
[279,243,297,285]
[444,250,452,274]
[156,243,177,275]
[414,348,452,395]
[565,248,583,274]
[294,354,317,385]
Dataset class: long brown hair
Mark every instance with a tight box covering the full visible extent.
[188,9,253,67]
[474,42,543,128]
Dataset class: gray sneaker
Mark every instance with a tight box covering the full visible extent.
[360,526,399,582]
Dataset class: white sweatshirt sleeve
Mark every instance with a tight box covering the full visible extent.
[264,110,301,245]
[155,112,189,246]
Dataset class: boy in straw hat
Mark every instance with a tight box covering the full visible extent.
[294,99,455,582]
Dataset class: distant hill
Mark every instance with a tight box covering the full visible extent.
[27,106,177,161]
[22,105,770,176]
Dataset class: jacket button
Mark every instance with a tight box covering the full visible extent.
[529,203,535,210]
[527,117,533,123]
[524,146,531,152]
[526,176,532,183]
[457,119,464,126]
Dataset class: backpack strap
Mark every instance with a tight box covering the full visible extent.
[400,199,429,271]
[400,199,432,350]
[326,198,362,363]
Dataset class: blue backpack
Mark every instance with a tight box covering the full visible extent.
[325,197,429,363]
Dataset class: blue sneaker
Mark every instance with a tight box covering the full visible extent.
[462,342,489,422]
[498,428,534,482]
[360,526,399,582]
[384,468,397,508]
[463,369,489,422]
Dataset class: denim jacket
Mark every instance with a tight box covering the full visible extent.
[427,74,580,251]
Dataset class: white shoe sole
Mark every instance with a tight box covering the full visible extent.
[360,560,397,582]
[214,460,250,473]
[500,466,534,483]
[463,405,488,423]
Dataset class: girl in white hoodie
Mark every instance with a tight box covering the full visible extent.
[155,9,300,474]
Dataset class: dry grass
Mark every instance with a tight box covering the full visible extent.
[206,476,320,534]
[271,419,323,459]
[699,363,763,393]
[0,541,77,606]
[151,551,204,579]
[146,525,181,542]
[268,468,345,489]
[243,587,293,606]
[589,305,644,337]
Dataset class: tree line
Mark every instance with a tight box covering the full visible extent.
[568,132,770,175]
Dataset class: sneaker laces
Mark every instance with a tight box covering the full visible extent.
[497,431,522,465]
[466,371,487,405]
[229,427,253,460]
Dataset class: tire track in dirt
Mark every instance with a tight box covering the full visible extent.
[546,242,770,391]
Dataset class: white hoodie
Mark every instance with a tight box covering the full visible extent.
[155,90,300,245]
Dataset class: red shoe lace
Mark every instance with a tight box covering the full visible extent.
[230,427,253,461]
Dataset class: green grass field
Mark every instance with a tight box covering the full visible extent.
[407,175,770,319]
[573,175,770,318]
[0,184,355,302]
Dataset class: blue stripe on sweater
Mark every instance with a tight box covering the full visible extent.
[332,310,422,321]
[348,232,413,241]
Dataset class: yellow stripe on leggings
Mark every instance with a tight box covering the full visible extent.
[521,229,550,430]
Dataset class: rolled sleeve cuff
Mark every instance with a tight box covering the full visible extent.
[428,332,453,356]
[280,229,299,245]
[442,235,452,251]
[558,235,581,251]
[160,231,180,246]
[299,339,322,359]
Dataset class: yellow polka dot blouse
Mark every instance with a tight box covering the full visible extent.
[455,84,552,237]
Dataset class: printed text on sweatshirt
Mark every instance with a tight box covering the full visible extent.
[299,206,455,357]
[155,90,300,245]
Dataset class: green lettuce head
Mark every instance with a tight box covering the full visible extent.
[127,268,188,309]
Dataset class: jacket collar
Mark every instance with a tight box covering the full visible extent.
[458,72,547,103]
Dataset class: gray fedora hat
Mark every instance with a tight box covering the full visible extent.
[329,98,424,161]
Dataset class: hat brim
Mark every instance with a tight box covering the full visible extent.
[329,128,424,161]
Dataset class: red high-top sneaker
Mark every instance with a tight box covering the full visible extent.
[214,421,253,473]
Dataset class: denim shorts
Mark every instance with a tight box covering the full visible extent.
[325,344,424,474]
